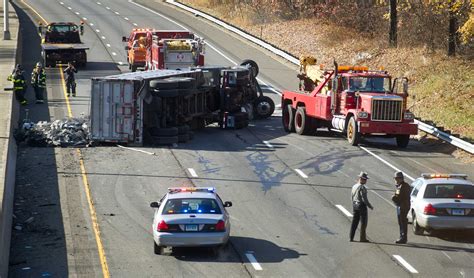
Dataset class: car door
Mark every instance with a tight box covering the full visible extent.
[408,179,423,221]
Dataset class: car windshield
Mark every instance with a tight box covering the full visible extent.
[346,77,390,92]
[50,25,77,33]
[423,184,474,199]
[163,198,222,214]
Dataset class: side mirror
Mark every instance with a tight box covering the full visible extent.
[38,23,43,35]
[124,46,130,51]
[224,201,232,208]
[402,77,409,96]
[122,36,128,42]
[80,22,84,35]
[150,202,160,208]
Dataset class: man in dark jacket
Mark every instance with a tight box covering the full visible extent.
[350,172,374,242]
[64,62,78,97]
[392,171,411,244]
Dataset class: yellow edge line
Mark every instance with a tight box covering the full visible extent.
[22,0,111,275]
[21,0,48,24]
[59,69,110,277]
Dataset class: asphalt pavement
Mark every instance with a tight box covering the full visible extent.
[8,0,474,277]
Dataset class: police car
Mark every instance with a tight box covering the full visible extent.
[409,174,474,235]
[150,187,232,255]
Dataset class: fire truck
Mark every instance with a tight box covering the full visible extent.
[281,56,418,147]
[123,29,204,72]
[145,30,204,70]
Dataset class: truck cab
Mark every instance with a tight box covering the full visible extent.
[122,29,153,72]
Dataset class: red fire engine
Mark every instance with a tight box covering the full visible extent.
[281,56,418,147]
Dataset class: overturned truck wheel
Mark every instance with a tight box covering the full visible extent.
[254,96,275,119]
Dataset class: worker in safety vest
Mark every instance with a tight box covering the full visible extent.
[31,62,46,103]
[7,64,28,105]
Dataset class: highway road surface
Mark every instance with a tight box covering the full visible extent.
[8,0,474,277]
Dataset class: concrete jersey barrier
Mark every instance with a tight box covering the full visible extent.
[0,1,20,277]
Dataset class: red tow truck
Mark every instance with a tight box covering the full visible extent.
[281,56,418,147]
[123,29,204,72]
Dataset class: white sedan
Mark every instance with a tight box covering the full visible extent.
[150,187,232,255]
[409,174,474,235]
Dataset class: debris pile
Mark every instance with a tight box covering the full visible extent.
[19,118,92,147]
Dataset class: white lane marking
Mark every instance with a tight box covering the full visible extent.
[245,252,262,271]
[129,0,283,95]
[263,141,273,149]
[335,205,353,217]
[97,1,102,5]
[101,36,106,40]
[295,169,308,179]
[393,255,418,274]
[133,22,138,26]
[115,11,120,15]
[366,186,396,208]
[111,52,117,56]
[95,29,100,33]
[359,146,415,181]
[89,23,94,26]
[106,43,111,47]
[75,12,80,15]
[117,145,156,155]
[442,251,453,262]
[118,61,123,65]
[187,168,198,178]
[67,6,72,10]
[124,17,129,20]
[60,1,64,4]
[82,17,88,21]
[106,6,111,10]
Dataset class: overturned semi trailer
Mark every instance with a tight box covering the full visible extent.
[90,62,275,145]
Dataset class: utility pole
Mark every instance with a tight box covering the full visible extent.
[3,0,11,40]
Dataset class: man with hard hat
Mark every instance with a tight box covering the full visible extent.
[350,171,374,242]
[7,64,28,105]
[392,171,411,244]
[31,62,46,103]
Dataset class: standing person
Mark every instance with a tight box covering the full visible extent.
[392,171,411,244]
[64,62,78,97]
[31,62,46,103]
[350,172,374,242]
[7,64,28,105]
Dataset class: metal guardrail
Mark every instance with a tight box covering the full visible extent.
[415,120,474,154]
[166,0,474,154]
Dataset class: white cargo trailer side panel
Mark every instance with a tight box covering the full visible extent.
[90,79,137,144]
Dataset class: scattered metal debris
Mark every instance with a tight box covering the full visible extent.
[17,118,92,147]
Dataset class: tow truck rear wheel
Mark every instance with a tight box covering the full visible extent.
[396,135,410,148]
[295,107,310,135]
[347,117,360,146]
[254,96,275,119]
[282,104,295,133]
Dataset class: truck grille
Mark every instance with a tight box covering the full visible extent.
[371,99,403,122]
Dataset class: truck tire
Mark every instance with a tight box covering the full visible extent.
[154,242,163,255]
[165,77,195,89]
[153,136,178,145]
[153,89,179,98]
[396,135,410,148]
[347,117,360,146]
[295,107,310,135]
[282,104,295,133]
[150,79,180,90]
[254,96,275,119]
[150,127,179,137]
[178,132,190,143]
[178,125,190,134]
[131,65,137,72]
[240,59,259,77]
